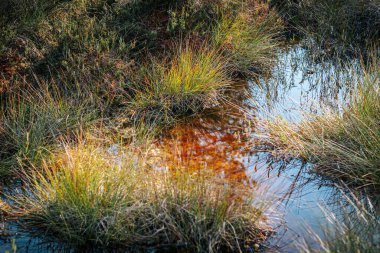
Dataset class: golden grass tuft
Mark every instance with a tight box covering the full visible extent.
[6,140,268,252]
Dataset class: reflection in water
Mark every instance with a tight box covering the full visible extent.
[150,83,257,184]
[0,45,376,252]
[150,45,376,252]
[151,116,333,252]
[152,119,377,252]
[154,119,255,183]
[251,46,363,121]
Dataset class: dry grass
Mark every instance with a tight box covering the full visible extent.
[299,191,380,253]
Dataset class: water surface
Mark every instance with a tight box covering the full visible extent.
[0,44,371,252]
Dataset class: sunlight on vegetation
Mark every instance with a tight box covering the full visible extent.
[0,0,379,252]
[263,59,380,190]
[213,3,282,76]
[7,142,268,252]
[129,45,230,125]
[0,86,96,176]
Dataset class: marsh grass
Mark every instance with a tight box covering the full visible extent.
[212,3,282,77]
[0,1,282,250]
[1,0,282,129]
[272,0,380,58]
[0,86,96,176]
[128,45,230,125]
[263,60,380,189]
[299,191,380,253]
[0,0,284,182]
[125,1,282,125]
[6,142,268,252]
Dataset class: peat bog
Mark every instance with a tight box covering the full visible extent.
[0,1,379,252]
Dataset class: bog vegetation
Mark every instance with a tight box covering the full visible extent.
[0,0,379,252]
[0,0,282,176]
[271,0,380,58]
[0,0,281,251]
[299,191,380,253]
[263,58,380,190]
[7,141,267,252]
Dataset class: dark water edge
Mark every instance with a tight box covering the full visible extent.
[0,44,376,253]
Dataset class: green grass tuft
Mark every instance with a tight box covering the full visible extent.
[128,45,231,125]
[0,87,96,176]
[212,3,282,77]
[7,142,268,252]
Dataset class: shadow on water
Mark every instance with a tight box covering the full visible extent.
[0,44,377,252]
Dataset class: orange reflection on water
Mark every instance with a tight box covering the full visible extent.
[154,116,256,185]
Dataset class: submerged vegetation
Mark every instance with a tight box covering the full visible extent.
[0,0,282,173]
[0,0,281,251]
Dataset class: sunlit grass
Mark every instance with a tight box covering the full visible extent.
[129,45,230,125]
[0,2,281,250]
[1,0,282,129]
[7,141,268,252]
[263,61,380,189]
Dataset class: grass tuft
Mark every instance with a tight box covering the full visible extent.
[128,45,230,125]
[263,61,380,189]
[0,86,96,176]
[7,142,268,252]
[212,2,282,77]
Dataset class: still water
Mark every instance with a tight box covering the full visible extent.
[0,45,369,252]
